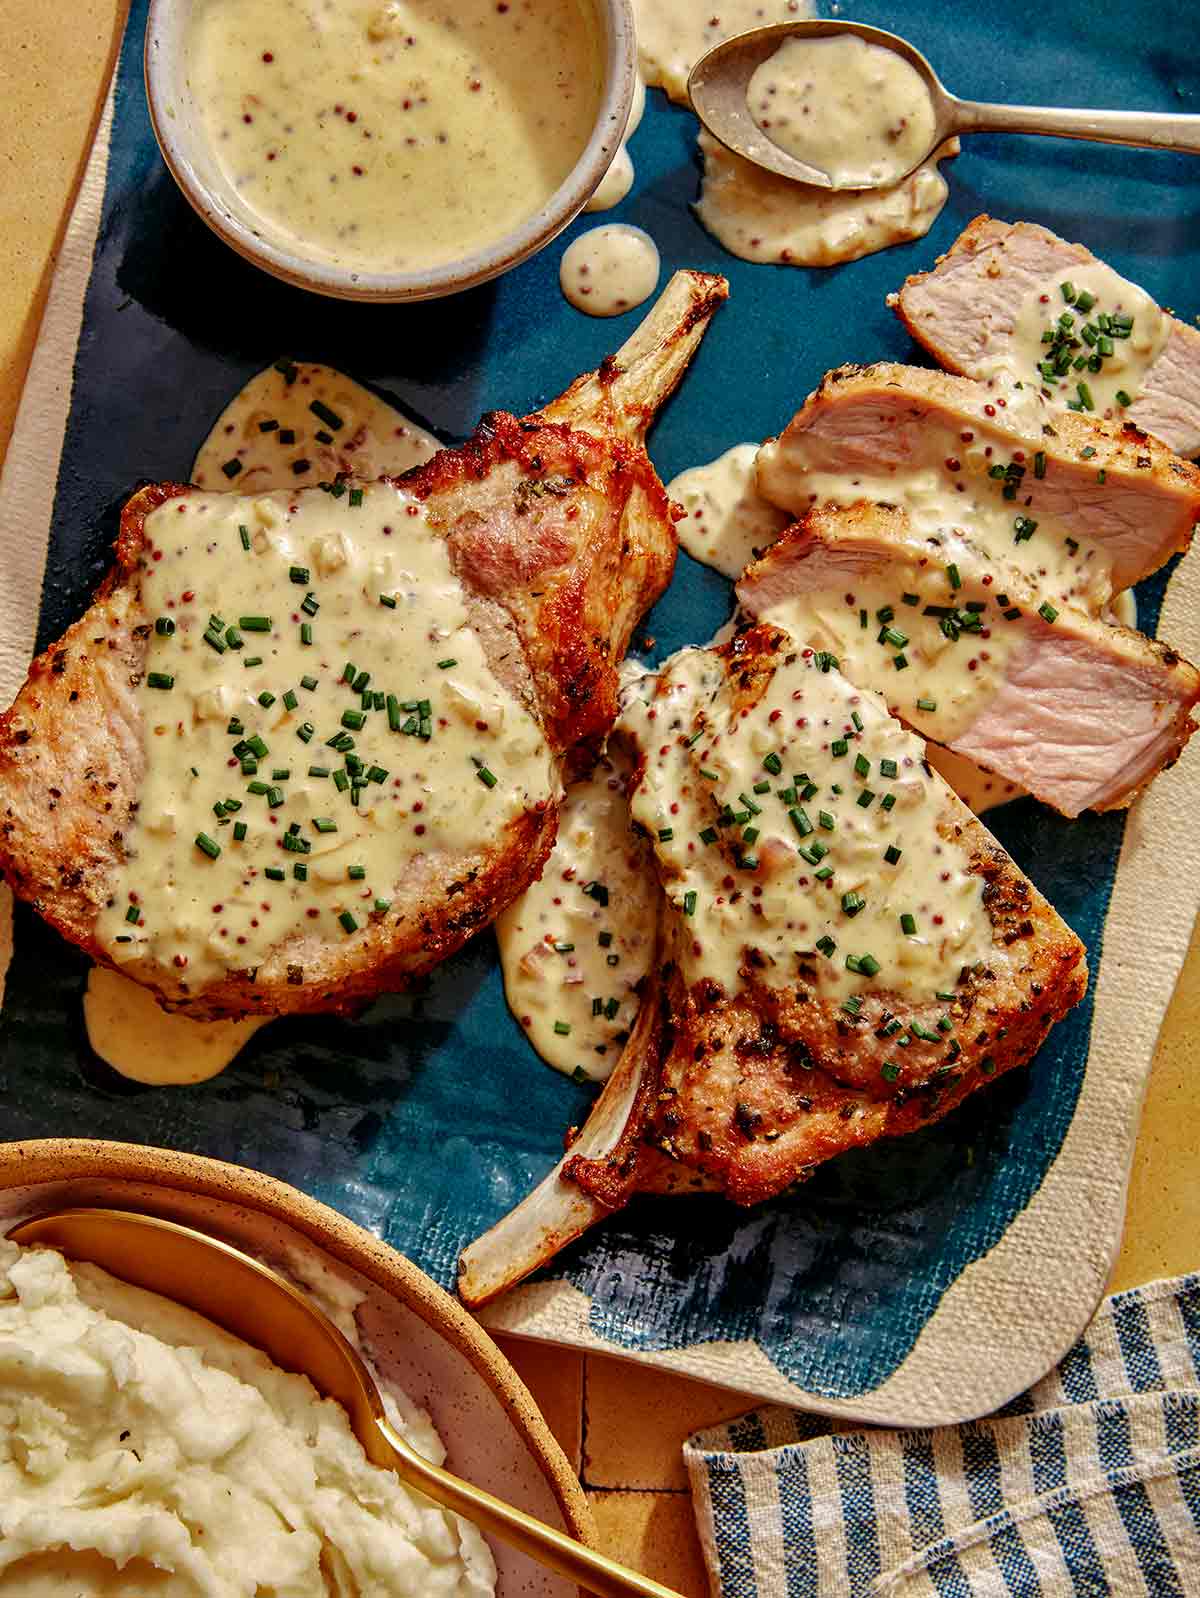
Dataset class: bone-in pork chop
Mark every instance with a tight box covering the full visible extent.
[459,622,1087,1305]
[0,271,727,1020]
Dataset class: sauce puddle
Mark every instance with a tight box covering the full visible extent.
[561,225,661,317]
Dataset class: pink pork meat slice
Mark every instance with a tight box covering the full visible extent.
[891,216,1200,456]
[754,362,1200,608]
[737,500,1200,818]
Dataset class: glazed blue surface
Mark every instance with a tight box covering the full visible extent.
[2,0,1196,1397]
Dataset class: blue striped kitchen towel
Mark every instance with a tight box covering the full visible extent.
[684,1273,1200,1595]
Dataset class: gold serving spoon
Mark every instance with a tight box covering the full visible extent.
[688,18,1200,190]
[7,1208,683,1598]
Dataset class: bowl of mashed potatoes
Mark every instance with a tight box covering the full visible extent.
[0,1139,592,1595]
[145,0,638,301]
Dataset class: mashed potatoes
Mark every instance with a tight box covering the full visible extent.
[0,1241,496,1596]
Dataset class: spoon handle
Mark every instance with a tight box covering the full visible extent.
[378,1418,685,1598]
[947,99,1200,156]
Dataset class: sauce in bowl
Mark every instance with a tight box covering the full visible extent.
[184,0,605,276]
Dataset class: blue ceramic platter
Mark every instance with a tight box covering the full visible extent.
[2,0,1197,1404]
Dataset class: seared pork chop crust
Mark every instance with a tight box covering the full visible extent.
[563,625,1088,1211]
[0,272,730,1018]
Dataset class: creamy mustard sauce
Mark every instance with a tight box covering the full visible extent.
[633,0,813,104]
[94,485,556,993]
[496,744,656,1082]
[192,360,438,491]
[186,0,603,274]
[668,444,791,579]
[757,406,1118,615]
[624,640,992,1002]
[560,224,661,317]
[747,34,935,188]
[757,535,1026,745]
[585,76,646,213]
[695,130,954,269]
[1000,261,1168,421]
[924,745,1022,816]
[84,965,269,1084]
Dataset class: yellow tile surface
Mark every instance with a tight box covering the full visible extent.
[495,1335,584,1475]
[587,1490,711,1597]
[584,1353,754,1491]
[0,0,126,459]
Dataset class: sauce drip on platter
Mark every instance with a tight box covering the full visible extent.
[496,743,656,1082]
[560,225,661,317]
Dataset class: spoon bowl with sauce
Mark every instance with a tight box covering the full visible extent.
[688,18,1200,191]
[7,1206,683,1598]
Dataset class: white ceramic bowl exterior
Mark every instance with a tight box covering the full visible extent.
[144,0,638,302]
[0,1141,591,1598]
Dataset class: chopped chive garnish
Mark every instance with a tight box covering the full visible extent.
[342,662,357,683]
[195,832,220,859]
[240,616,272,633]
[884,844,902,865]
[879,758,898,778]
[348,864,366,881]
[308,764,329,778]
[258,691,276,708]
[155,617,175,637]
[221,457,243,479]
[1038,601,1059,623]
[342,709,366,731]
[476,765,498,788]
[658,827,674,841]
[900,912,917,935]
[698,767,719,781]
[762,752,782,775]
[831,738,848,758]
[352,670,371,693]
[857,789,875,808]
[289,565,310,585]
[789,806,813,837]
[224,626,243,650]
[916,697,938,712]
[946,563,961,589]
[238,524,252,550]
[1115,388,1133,407]
[203,629,227,654]
[300,623,314,646]
[281,689,298,711]
[333,769,349,792]
[881,1062,900,1082]
[349,487,364,508]
[309,399,343,430]
[882,627,908,649]
[818,810,835,830]
[552,1019,571,1036]
[881,793,896,812]
[699,827,718,846]
[147,671,174,690]
[682,891,697,917]
[893,653,909,671]
[816,935,836,958]
[338,910,358,933]
[854,753,870,779]
[842,891,865,917]
[1076,382,1094,410]
[313,817,338,833]
[232,821,247,841]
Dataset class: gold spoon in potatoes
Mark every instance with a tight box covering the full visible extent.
[8,1208,683,1598]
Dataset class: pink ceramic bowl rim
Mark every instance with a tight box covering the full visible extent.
[143,0,638,303]
[0,1137,594,1555]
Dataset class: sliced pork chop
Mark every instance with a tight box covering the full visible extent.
[0,271,728,1020]
[737,502,1200,817]
[891,216,1200,456]
[459,622,1087,1306]
[755,362,1200,601]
